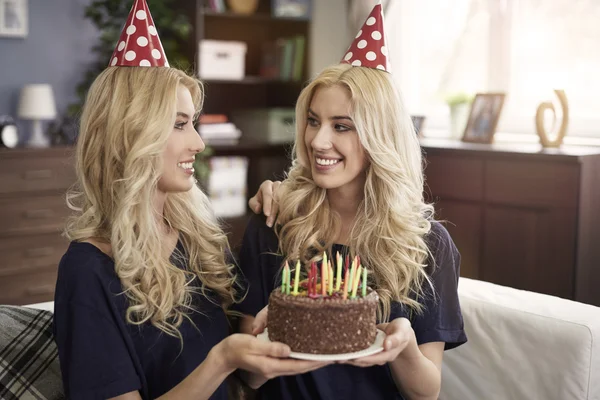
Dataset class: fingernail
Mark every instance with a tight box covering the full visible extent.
[386,339,393,348]
[267,220,273,227]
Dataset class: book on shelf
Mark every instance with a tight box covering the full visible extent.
[199,113,228,124]
[206,0,226,12]
[207,156,248,218]
[259,35,306,81]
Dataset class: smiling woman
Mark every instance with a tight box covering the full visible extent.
[51,1,329,399]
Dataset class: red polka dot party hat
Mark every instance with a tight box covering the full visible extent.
[340,2,390,72]
[108,0,169,67]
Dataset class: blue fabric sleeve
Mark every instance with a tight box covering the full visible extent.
[235,214,275,317]
[53,252,142,400]
[392,222,467,350]
[54,301,141,399]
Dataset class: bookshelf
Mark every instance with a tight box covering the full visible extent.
[181,0,311,250]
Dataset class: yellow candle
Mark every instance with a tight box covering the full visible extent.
[351,265,362,298]
[335,252,342,291]
[328,260,333,295]
[348,256,356,292]
[293,260,301,295]
[323,252,328,289]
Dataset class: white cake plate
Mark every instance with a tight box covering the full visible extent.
[257,328,386,361]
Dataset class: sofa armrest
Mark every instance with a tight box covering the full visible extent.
[441,278,600,400]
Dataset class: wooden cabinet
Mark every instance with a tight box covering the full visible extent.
[421,139,600,306]
[0,147,74,305]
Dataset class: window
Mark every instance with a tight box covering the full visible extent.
[386,0,600,139]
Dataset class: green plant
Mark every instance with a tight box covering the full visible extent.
[68,0,192,117]
[193,145,214,189]
[444,92,474,107]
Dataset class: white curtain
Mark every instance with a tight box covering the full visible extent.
[364,0,600,138]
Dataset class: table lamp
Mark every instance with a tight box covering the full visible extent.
[18,84,57,148]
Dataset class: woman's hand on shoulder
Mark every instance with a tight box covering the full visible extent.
[248,180,282,227]
[339,318,416,367]
[213,333,330,386]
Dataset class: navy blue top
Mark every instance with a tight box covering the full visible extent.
[53,240,230,400]
[238,215,467,400]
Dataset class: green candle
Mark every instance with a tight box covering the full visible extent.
[293,260,301,295]
[348,256,356,293]
[281,263,287,293]
[362,267,367,297]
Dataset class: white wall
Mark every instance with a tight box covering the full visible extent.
[309,0,350,77]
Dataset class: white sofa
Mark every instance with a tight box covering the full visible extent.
[441,278,600,400]
[26,280,600,400]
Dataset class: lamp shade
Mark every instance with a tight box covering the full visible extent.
[17,84,57,120]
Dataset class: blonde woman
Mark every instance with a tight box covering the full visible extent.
[53,65,332,399]
[238,61,467,399]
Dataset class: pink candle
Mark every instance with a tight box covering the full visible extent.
[321,260,326,296]
[342,266,349,300]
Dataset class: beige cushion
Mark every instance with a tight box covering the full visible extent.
[441,278,600,400]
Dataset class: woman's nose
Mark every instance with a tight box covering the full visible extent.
[191,126,206,154]
[311,126,333,151]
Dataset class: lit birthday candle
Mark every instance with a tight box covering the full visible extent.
[351,265,362,298]
[362,267,368,297]
[293,260,301,295]
[328,260,333,296]
[335,252,342,291]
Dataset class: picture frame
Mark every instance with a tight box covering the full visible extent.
[411,115,426,138]
[0,0,27,38]
[462,93,505,144]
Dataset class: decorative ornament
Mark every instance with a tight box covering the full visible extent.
[535,89,569,148]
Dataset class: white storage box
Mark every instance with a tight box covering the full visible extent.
[208,157,248,218]
[199,40,247,80]
[230,108,295,143]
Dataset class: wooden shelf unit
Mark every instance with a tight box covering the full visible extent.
[420,138,600,306]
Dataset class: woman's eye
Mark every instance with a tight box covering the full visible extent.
[175,121,188,130]
[307,117,319,127]
[335,124,350,132]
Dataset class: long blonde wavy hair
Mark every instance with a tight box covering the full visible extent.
[276,64,434,321]
[65,67,238,339]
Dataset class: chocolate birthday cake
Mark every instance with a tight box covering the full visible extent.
[267,255,379,354]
